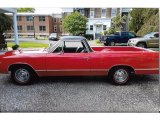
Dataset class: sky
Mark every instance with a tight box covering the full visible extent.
[34,7,62,14]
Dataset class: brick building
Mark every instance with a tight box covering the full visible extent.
[52,14,62,36]
[7,13,62,38]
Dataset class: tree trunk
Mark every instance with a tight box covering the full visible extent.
[0,34,5,44]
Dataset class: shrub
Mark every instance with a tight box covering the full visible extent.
[12,44,19,50]
[83,34,93,40]
[103,30,108,35]
[95,39,100,44]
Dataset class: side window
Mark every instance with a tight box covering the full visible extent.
[53,42,64,53]
[154,33,159,38]
[53,41,86,53]
[129,32,135,37]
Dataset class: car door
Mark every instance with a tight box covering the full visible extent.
[119,32,128,43]
[46,40,91,76]
[147,33,159,48]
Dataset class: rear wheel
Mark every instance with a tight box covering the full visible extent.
[137,42,147,48]
[11,66,34,85]
[109,67,130,85]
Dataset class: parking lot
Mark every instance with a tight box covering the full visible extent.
[0,74,159,112]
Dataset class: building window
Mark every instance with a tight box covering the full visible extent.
[27,26,34,31]
[54,18,57,23]
[39,26,46,31]
[90,25,93,30]
[111,8,117,17]
[101,9,106,18]
[18,26,22,31]
[90,11,94,18]
[26,16,33,21]
[17,16,22,21]
[39,16,45,21]
[103,25,107,30]
[81,9,85,16]
[54,25,57,32]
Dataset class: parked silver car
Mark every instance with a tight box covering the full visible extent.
[127,32,159,48]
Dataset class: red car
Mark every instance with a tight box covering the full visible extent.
[0,36,158,85]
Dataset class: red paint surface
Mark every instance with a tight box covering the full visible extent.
[0,46,159,76]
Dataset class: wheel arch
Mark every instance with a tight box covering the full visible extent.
[108,65,135,75]
[8,63,39,77]
[136,41,147,47]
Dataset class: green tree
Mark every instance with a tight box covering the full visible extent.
[63,12,88,35]
[129,8,159,36]
[112,14,127,31]
[129,8,145,33]
[0,13,12,43]
[17,8,35,13]
[107,28,115,35]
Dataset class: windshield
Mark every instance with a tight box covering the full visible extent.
[47,41,61,52]
[143,33,154,38]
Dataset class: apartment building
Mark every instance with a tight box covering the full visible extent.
[52,14,62,36]
[7,13,62,38]
[63,8,112,39]
[62,8,131,39]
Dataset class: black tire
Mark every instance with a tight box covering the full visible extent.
[137,42,147,48]
[104,43,108,46]
[11,66,35,85]
[109,67,130,85]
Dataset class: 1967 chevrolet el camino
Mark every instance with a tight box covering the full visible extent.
[0,36,159,85]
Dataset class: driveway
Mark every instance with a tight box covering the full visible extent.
[0,74,158,112]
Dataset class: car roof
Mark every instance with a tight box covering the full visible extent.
[60,36,86,41]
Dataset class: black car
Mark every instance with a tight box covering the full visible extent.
[99,32,137,46]
[48,33,58,41]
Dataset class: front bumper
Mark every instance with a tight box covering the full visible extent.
[127,42,136,46]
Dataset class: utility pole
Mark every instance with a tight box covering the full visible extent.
[32,15,35,39]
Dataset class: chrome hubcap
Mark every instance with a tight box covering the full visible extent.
[114,69,128,83]
[15,69,30,82]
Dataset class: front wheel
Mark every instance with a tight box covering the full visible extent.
[137,42,147,48]
[109,67,130,85]
[11,67,33,85]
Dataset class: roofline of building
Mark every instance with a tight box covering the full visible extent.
[6,13,54,16]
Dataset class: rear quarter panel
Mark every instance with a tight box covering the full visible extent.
[101,50,159,75]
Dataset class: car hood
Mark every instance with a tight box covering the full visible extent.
[4,48,48,56]
[129,37,149,41]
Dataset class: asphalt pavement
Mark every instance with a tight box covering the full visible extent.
[0,74,159,112]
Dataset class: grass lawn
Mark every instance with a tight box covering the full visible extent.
[7,42,49,48]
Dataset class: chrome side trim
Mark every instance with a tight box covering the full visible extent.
[135,68,159,71]
[36,69,107,72]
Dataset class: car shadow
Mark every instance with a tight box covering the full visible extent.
[36,76,110,84]
[33,75,158,86]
